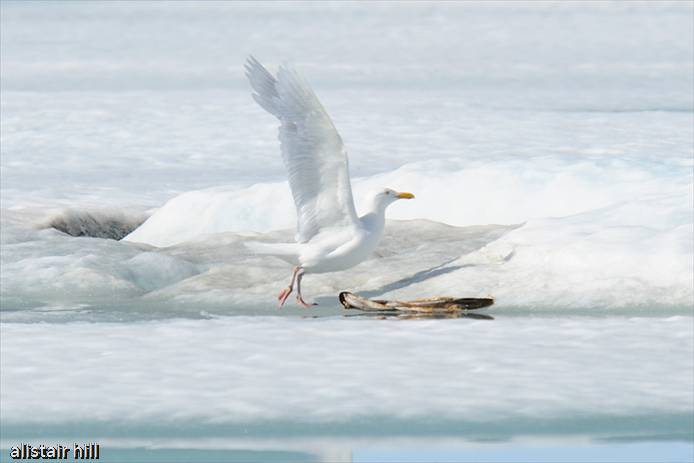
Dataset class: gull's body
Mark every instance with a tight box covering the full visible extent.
[244,57,413,307]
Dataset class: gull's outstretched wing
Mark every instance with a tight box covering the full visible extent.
[245,56,359,243]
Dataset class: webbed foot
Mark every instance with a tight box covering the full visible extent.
[296,295,318,308]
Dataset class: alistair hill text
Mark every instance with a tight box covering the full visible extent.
[10,443,100,460]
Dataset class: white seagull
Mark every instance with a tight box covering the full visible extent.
[245,57,414,307]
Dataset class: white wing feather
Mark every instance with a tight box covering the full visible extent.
[245,56,360,243]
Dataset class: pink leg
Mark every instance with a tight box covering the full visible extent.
[278,266,301,308]
[295,268,318,308]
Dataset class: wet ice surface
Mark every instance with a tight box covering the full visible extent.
[1,2,693,461]
[2,316,692,439]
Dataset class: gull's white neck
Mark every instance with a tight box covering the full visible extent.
[358,195,390,236]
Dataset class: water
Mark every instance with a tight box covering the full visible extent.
[1,2,693,461]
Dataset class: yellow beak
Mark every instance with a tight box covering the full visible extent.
[396,192,415,199]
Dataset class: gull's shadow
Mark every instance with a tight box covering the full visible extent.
[360,259,475,299]
[311,260,478,307]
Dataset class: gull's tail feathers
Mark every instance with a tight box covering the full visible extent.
[245,241,300,265]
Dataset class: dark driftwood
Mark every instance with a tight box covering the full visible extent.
[338,292,494,313]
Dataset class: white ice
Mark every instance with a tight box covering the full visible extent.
[1,315,692,438]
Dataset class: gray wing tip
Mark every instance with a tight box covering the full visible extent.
[244,55,263,76]
[245,55,281,115]
[244,55,272,81]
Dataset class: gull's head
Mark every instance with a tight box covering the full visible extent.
[373,188,415,209]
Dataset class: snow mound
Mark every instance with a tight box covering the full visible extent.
[124,156,691,248]
[1,195,691,320]
[390,197,693,308]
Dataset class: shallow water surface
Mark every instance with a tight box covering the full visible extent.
[1,311,692,462]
